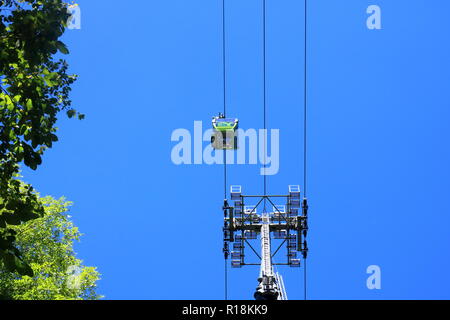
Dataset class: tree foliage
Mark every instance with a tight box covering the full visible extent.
[0,190,101,300]
[0,0,81,274]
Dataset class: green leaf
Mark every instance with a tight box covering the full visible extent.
[9,129,16,140]
[1,251,16,273]
[15,258,34,277]
[56,41,69,55]
[26,99,33,110]
[67,109,76,118]
[50,134,58,142]
[5,95,14,111]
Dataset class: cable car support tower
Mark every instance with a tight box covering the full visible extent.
[222,187,309,300]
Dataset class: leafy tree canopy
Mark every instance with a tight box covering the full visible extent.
[0,0,81,274]
[0,189,101,300]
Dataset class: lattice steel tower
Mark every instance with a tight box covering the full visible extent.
[222,185,309,300]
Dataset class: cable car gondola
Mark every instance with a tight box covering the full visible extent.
[211,113,238,150]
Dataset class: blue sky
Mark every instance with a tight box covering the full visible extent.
[21,0,450,299]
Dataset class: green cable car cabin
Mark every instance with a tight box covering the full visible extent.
[211,115,239,150]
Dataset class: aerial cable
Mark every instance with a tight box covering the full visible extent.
[304,259,307,300]
[262,0,267,212]
[224,258,228,300]
[303,0,308,199]
[222,0,227,200]
[222,0,228,301]
[303,0,308,301]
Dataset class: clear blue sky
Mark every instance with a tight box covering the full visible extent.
[21,0,450,299]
